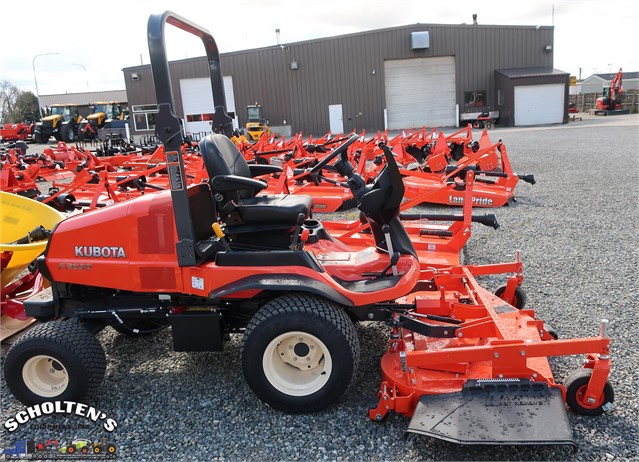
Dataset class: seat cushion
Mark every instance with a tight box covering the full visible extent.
[236,194,313,225]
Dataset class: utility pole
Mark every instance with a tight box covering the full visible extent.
[32,52,61,118]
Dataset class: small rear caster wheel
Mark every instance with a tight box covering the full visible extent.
[565,368,614,416]
[494,285,527,309]
[543,322,559,340]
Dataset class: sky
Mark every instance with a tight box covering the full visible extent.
[1,0,637,96]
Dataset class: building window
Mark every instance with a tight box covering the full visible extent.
[498,89,504,106]
[186,113,214,122]
[464,91,486,108]
[132,104,158,131]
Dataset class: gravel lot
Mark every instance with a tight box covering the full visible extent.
[1,114,638,461]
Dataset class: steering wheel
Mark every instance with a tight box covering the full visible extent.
[308,133,359,175]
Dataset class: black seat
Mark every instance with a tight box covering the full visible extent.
[199,134,312,227]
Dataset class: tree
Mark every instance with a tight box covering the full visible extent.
[13,92,39,122]
[0,81,39,123]
[0,80,19,123]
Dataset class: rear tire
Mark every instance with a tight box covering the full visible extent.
[4,320,106,405]
[242,294,359,413]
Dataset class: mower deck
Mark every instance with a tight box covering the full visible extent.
[368,266,612,446]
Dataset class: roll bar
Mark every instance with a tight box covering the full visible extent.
[147,11,233,265]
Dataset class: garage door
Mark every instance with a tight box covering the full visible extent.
[514,84,564,126]
[385,56,456,129]
[180,77,237,135]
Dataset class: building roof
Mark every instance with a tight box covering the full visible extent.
[39,90,127,107]
[123,22,553,71]
[496,67,569,78]
[592,71,639,80]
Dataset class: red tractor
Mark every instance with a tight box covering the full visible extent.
[0,122,34,142]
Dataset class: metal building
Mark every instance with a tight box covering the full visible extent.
[122,22,567,140]
[579,71,639,95]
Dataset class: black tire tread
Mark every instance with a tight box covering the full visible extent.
[4,320,106,405]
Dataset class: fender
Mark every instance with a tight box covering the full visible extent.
[209,274,353,307]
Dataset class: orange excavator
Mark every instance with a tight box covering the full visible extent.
[596,68,623,111]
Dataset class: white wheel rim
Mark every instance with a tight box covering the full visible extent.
[22,355,69,397]
[263,331,332,396]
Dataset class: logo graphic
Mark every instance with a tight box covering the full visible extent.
[4,401,117,433]
[74,246,126,258]
[2,402,119,460]
[2,437,117,460]
[448,195,494,206]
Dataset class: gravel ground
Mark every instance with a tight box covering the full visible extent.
[1,114,638,461]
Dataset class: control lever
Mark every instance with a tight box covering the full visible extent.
[289,213,307,250]
[212,223,232,251]
[382,224,399,276]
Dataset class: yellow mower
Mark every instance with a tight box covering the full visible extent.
[1,192,64,340]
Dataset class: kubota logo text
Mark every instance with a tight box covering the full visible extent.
[74,246,126,258]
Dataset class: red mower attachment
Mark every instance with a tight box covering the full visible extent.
[402,138,535,208]
[368,265,613,446]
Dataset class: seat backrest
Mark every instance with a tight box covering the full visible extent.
[200,134,251,174]
[200,134,253,200]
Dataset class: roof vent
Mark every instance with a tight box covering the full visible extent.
[411,31,430,50]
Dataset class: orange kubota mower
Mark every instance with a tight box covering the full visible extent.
[4,12,613,447]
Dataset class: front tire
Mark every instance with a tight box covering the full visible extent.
[242,294,359,413]
[4,320,106,405]
[61,125,75,142]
